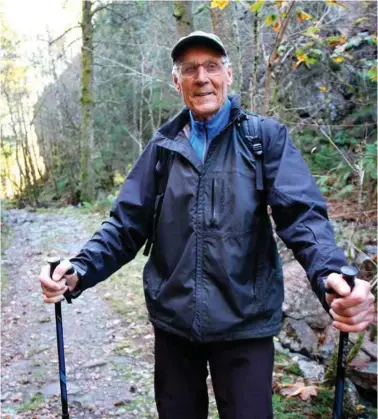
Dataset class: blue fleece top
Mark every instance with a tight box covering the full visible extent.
[189,98,231,162]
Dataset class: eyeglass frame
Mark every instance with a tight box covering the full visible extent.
[172,56,231,78]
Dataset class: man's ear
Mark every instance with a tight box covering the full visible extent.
[173,74,181,93]
[226,65,233,87]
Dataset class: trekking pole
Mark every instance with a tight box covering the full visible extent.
[331,265,359,419]
[47,257,74,419]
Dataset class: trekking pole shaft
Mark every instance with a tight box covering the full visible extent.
[49,258,70,419]
[332,331,348,419]
[331,265,358,419]
[55,301,69,418]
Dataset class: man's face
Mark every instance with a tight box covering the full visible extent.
[173,46,233,122]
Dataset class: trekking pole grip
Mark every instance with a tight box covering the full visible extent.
[340,265,358,293]
[47,257,74,303]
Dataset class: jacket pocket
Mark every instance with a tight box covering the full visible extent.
[251,276,257,302]
[210,178,217,227]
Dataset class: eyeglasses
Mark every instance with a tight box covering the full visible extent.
[178,59,226,78]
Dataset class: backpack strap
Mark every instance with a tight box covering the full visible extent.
[143,147,173,257]
[239,113,265,192]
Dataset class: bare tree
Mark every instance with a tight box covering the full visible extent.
[173,1,194,37]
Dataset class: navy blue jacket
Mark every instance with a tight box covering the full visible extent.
[71,96,347,342]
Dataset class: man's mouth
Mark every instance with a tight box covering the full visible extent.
[195,92,213,97]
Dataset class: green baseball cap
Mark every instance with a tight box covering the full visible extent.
[171,31,227,61]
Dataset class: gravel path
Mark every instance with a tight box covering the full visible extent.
[1,209,155,418]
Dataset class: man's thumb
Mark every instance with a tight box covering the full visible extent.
[326,273,351,296]
[52,260,72,281]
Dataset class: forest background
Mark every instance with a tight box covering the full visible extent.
[0,1,377,417]
[1,0,377,211]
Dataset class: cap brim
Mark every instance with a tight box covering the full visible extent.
[171,36,226,61]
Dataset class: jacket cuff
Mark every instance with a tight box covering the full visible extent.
[68,261,86,299]
[317,276,331,314]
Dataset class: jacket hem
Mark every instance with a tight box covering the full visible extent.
[149,314,281,343]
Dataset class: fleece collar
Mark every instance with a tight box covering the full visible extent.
[189,99,231,161]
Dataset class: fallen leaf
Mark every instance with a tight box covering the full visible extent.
[281,383,318,401]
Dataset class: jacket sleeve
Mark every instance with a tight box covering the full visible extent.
[263,119,348,311]
[69,139,158,292]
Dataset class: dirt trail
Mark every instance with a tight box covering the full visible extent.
[1,209,155,418]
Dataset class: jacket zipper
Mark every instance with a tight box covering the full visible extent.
[210,178,216,226]
[194,111,245,340]
[203,122,208,162]
[204,112,244,163]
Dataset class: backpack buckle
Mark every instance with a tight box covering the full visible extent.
[252,142,263,157]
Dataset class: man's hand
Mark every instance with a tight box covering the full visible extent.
[39,260,79,304]
[325,273,376,332]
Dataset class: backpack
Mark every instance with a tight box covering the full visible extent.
[143,113,265,257]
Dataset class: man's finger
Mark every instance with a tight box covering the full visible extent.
[40,276,63,292]
[330,308,372,325]
[331,291,372,311]
[333,318,373,333]
[43,294,65,304]
[42,286,68,299]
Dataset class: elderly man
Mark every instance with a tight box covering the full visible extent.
[40,32,375,419]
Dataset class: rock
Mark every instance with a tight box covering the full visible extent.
[11,392,23,402]
[68,382,82,395]
[278,318,319,357]
[1,392,10,402]
[40,382,60,397]
[282,260,331,329]
[348,361,377,391]
[274,341,290,354]
[365,245,378,257]
[82,359,107,369]
[297,358,325,382]
[349,332,377,361]
[38,316,52,324]
[345,379,360,407]
[317,326,373,367]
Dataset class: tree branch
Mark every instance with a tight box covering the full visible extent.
[49,26,81,46]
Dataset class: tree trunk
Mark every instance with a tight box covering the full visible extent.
[263,1,295,115]
[173,1,194,37]
[248,13,260,112]
[210,4,242,95]
[80,0,95,202]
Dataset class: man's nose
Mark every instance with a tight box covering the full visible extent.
[194,65,209,83]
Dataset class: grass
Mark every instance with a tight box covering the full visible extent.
[284,362,304,377]
[17,393,45,413]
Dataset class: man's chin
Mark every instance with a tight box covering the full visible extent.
[192,103,220,120]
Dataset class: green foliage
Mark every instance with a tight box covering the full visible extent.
[17,393,44,413]
[250,1,264,14]
[364,143,377,180]
[346,332,364,365]
[272,395,305,419]
[284,362,304,377]
[80,194,116,216]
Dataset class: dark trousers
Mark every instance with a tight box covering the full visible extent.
[154,327,274,419]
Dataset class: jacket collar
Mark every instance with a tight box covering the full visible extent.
[158,95,243,141]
